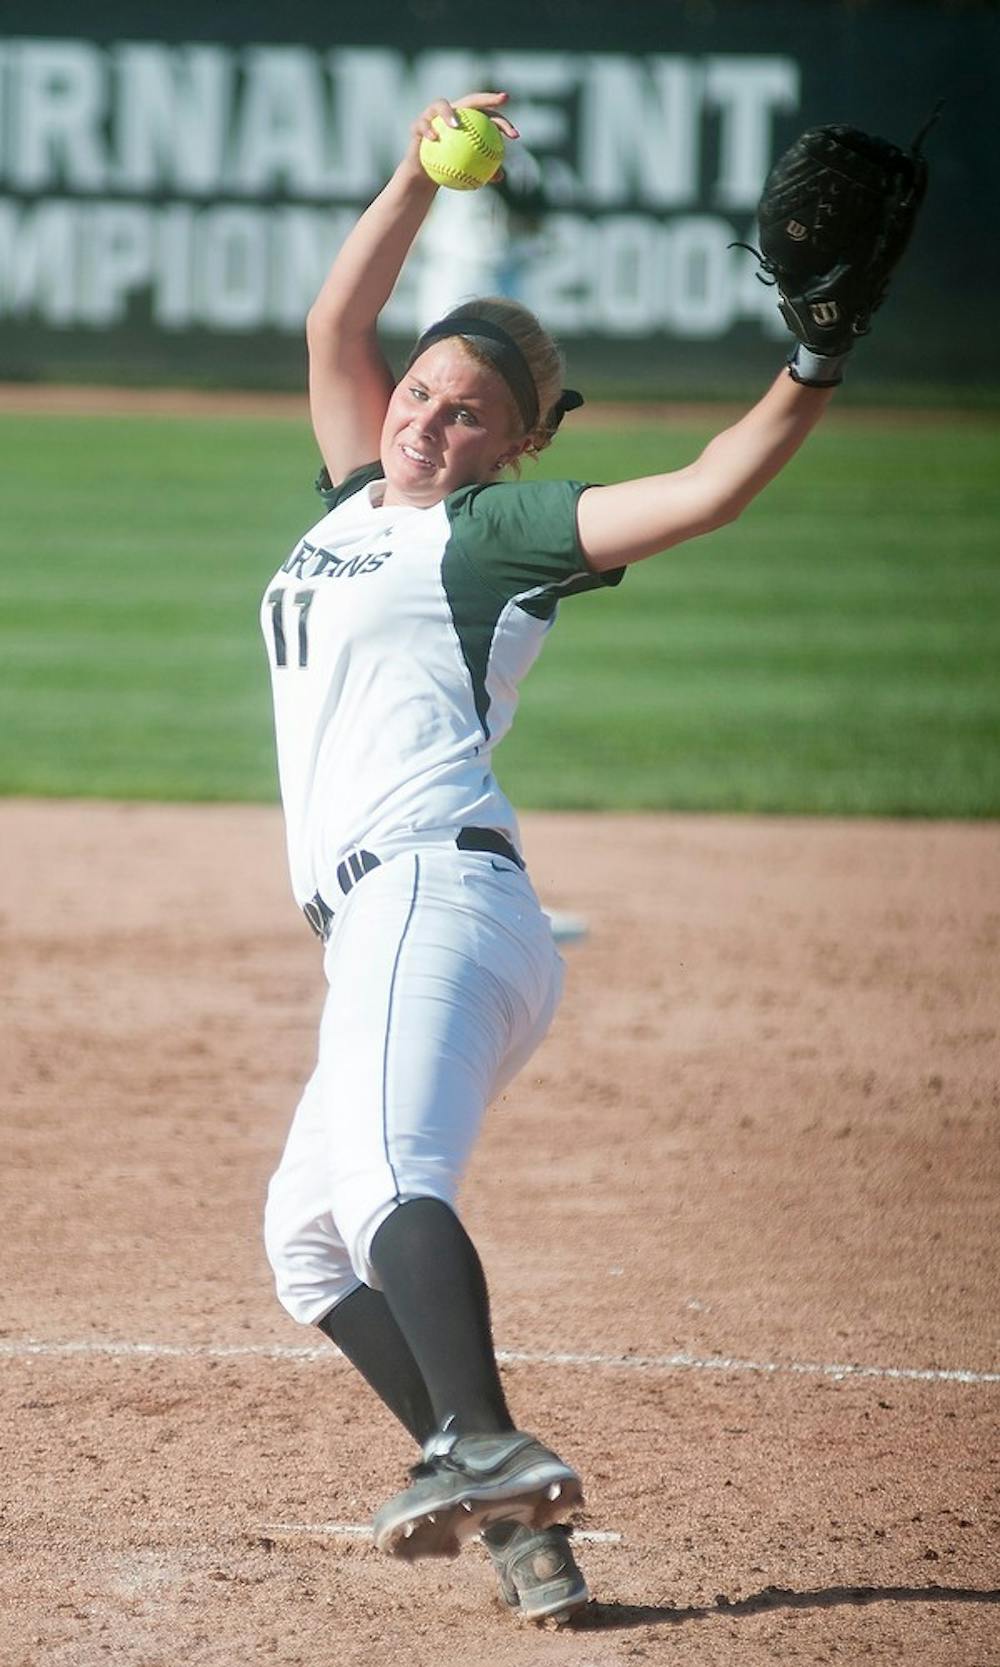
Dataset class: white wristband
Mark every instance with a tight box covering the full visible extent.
[787,343,850,387]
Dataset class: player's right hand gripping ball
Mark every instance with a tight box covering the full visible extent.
[755,123,931,355]
[419,107,505,191]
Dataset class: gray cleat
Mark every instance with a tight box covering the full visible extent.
[482,1520,590,1624]
[372,1424,583,1561]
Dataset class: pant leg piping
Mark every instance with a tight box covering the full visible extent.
[380,853,421,1204]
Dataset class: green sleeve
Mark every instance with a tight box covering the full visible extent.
[314,460,384,511]
[445,479,625,617]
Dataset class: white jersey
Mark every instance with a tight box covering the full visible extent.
[261,462,622,908]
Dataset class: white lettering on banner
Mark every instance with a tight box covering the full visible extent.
[705,56,799,208]
[595,216,658,334]
[581,58,702,209]
[271,207,356,328]
[322,47,399,195]
[231,48,328,196]
[154,204,195,326]
[112,44,233,195]
[0,45,7,177]
[0,196,788,336]
[519,213,587,333]
[0,40,796,206]
[0,196,353,331]
[324,49,482,196]
[0,199,76,321]
[10,39,106,191]
[80,203,153,325]
[0,40,801,341]
[666,217,734,336]
[491,52,575,158]
[197,207,271,328]
[523,210,786,338]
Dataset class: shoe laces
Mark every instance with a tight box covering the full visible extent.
[408,1415,459,1479]
[407,1456,442,1480]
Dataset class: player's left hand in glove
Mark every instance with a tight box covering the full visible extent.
[751,113,936,387]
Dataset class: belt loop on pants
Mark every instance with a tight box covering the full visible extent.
[454,826,525,870]
[335,847,382,895]
[302,827,525,941]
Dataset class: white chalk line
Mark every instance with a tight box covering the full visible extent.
[1,1337,997,1385]
[260,1522,622,1545]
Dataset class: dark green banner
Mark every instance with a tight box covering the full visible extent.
[0,2,995,396]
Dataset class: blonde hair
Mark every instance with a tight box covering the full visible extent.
[441,297,567,459]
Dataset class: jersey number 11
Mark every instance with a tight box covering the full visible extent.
[267,586,314,669]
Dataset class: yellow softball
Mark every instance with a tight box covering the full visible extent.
[419,107,505,191]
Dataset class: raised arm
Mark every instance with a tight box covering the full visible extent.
[576,371,834,571]
[579,111,932,572]
[307,92,517,486]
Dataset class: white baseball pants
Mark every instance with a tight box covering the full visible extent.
[264,847,563,1325]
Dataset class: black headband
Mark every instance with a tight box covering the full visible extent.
[407,316,540,431]
[406,316,585,437]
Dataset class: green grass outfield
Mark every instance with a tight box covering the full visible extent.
[2,407,998,815]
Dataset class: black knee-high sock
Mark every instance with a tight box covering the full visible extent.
[317,1284,436,1445]
[369,1197,515,1438]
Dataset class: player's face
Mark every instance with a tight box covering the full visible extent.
[381,340,524,507]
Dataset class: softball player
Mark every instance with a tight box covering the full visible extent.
[262,91,837,1625]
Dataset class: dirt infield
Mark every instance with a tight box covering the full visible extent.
[3,800,998,1667]
[1,380,994,429]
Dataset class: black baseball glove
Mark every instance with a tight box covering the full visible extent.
[753,116,935,383]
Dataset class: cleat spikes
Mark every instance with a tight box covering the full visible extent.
[372,1429,583,1563]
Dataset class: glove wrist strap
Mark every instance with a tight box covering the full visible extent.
[787,344,850,388]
